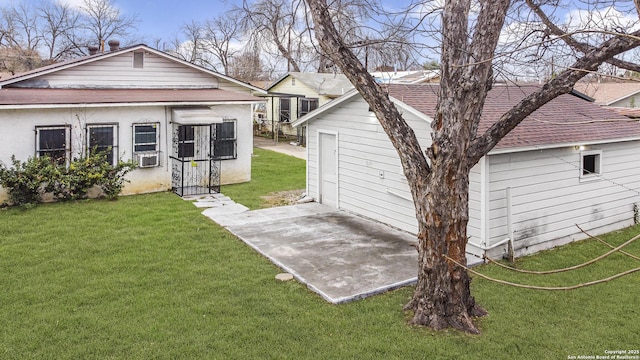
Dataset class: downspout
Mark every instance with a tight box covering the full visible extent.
[467,187,514,260]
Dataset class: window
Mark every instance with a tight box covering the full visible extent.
[178,125,195,158]
[87,124,118,165]
[280,98,291,122]
[213,120,237,160]
[300,98,319,117]
[580,150,602,180]
[36,125,70,165]
[133,52,144,68]
[133,123,159,152]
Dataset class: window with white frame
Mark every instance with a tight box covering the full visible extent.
[36,125,71,165]
[580,150,602,179]
[87,124,118,165]
[133,123,159,153]
[213,120,237,160]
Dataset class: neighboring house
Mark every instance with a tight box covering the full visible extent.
[0,42,266,201]
[371,70,440,84]
[574,81,640,108]
[293,84,640,260]
[264,72,354,144]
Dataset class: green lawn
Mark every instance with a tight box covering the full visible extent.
[0,149,638,359]
[222,148,306,209]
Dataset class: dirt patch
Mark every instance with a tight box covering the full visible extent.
[260,189,305,207]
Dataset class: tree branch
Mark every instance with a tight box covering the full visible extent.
[467,28,640,165]
[305,0,431,192]
[526,0,640,74]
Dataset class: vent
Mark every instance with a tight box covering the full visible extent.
[136,152,159,168]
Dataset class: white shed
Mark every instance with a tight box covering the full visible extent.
[293,84,640,259]
[0,44,266,201]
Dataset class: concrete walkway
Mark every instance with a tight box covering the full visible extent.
[253,136,306,160]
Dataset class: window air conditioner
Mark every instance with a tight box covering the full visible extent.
[136,152,159,168]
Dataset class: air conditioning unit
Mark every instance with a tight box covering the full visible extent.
[136,152,159,168]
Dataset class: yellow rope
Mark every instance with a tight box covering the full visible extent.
[482,232,640,274]
[443,255,640,291]
[576,224,640,261]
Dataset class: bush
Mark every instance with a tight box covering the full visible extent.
[0,152,136,207]
[0,155,58,206]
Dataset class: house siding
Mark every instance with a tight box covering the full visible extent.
[306,96,484,248]
[267,76,337,136]
[486,142,640,258]
[608,94,640,108]
[14,52,250,91]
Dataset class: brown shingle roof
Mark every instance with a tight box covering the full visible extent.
[0,88,262,106]
[386,84,640,150]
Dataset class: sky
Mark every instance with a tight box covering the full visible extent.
[118,0,237,41]
[62,0,238,43]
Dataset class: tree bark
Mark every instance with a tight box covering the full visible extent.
[306,0,640,334]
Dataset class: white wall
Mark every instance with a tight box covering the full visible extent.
[306,96,484,249]
[0,103,253,202]
[208,104,253,184]
[0,106,171,199]
[486,142,640,258]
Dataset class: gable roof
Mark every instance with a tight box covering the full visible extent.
[0,44,266,94]
[294,84,640,152]
[266,72,354,97]
[573,82,640,106]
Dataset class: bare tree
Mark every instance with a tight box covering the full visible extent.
[80,0,139,49]
[38,1,81,62]
[0,3,44,73]
[306,0,640,334]
[228,39,270,81]
[203,14,242,75]
[172,20,208,65]
[3,2,41,51]
[238,0,306,72]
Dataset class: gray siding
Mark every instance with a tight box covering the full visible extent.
[307,96,484,248]
[487,142,640,257]
[33,52,221,89]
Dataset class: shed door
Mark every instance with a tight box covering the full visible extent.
[319,132,337,208]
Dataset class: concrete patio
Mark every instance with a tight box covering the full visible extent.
[193,198,485,304]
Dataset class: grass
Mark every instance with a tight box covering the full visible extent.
[222,148,306,209]
[0,149,638,359]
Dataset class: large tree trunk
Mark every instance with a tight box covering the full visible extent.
[307,0,640,335]
[405,158,486,333]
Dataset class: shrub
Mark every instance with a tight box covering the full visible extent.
[0,155,58,206]
[0,151,136,207]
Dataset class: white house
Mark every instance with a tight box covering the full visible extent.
[0,43,266,201]
[263,72,354,144]
[293,84,640,260]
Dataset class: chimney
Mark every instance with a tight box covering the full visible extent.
[108,39,120,52]
[88,45,99,55]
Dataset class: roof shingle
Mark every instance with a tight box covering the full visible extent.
[386,84,640,150]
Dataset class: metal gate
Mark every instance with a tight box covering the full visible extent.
[170,123,221,197]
